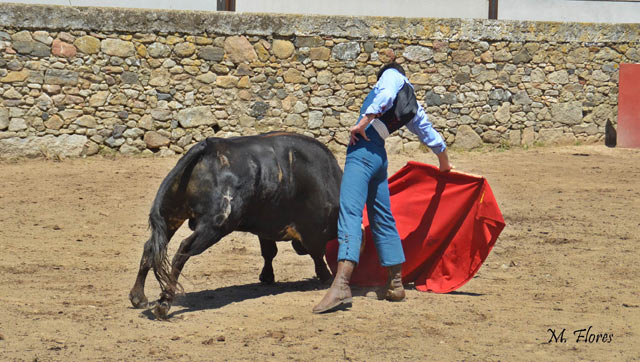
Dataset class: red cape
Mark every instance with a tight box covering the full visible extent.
[325,161,505,293]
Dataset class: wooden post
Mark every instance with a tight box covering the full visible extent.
[488,0,498,19]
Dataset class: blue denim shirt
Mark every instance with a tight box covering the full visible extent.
[363,68,447,154]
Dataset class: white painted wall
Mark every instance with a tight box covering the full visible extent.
[499,0,640,24]
[2,0,639,23]
[0,0,219,11]
[0,0,489,18]
[235,0,488,19]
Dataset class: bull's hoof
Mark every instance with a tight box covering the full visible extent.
[259,272,275,285]
[316,268,332,284]
[129,292,148,309]
[152,301,171,320]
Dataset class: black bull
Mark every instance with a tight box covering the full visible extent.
[129,132,343,318]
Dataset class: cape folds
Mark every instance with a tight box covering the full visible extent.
[325,161,505,293]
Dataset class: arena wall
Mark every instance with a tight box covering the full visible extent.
[0,3,638,158]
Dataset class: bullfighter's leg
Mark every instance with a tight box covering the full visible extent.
[259,237,278,284]
[153,225,223,319]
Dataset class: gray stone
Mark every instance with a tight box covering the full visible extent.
[507,129,521,145]
[149,69,170,87]
[482,130,502,144]
[89,91,109,107]
[9,118,27,131]
[522,127,535,146]
[332,42,360,61]
[285,114,304,127]
[594,47,621,62]
[425,91,443,106]
[495,103,511,123]
[0,135,87,159]
[386,136,403,154]
[119,143,140,155]
[292,101,308,114]
[454,72,471,84]
[548,70,569,84]
[198,46,224,61]
[74,115,98,128]
[250,101,269,119]
[44,69,78,86]
[552,101,583,125]
[148,42,171,58]
[538,128,575,145]
[513,49,532,64]
[113,124,127,138]
[443,93,458,105]
[402,46,433,62]
[31,41,52,57]
[453,125,483,150]
[11,30,32,42]
[105,136,125,147]
[295,36,324,48]
[530,68,546,83]
[572,123,599,135]
[591,70,610,82]
[101,38,135,57]
[121,71,139,84]
[479,113,495,125]
[151,108,173,121]
[308,111,323,129]
[123,127,144,139]
[177,106,214,128]
[157,93,173,101]
[513,90,532,105]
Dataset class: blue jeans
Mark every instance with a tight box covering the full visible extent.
[337,125,405,267]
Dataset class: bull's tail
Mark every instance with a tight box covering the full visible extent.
[146,210,173,293]
[144,141,207,295]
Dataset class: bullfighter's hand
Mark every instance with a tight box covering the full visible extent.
[349,114,376,145]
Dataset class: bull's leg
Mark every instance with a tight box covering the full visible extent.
[297,234,333,283]
[129,254,152,308]
[291,239,308,255]
[130,227,179,309]
[259,238,278,284]
[153,226,222,319]
[311,251,332,283]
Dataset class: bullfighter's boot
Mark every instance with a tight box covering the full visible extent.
[379,264,405,302]
[312,260,355,313]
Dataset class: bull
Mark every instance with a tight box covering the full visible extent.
[128,132,342,319]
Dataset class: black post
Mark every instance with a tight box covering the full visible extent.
[217,0,235,11]
[488,0,498,19]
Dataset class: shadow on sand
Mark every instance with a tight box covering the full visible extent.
[137,280,483,320]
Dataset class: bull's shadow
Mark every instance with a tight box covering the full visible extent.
[158,278,323,319]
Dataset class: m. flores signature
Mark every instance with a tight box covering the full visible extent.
[547,326,613,344]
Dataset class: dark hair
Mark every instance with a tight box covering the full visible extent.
[377,62,406,80]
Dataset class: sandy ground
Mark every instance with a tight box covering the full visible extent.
[1,143,639,361]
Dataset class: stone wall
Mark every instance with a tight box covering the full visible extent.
[1,4,638,158]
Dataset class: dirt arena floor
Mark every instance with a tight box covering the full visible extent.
[1,143,639,361]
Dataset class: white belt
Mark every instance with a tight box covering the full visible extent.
[370,118,389,140]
